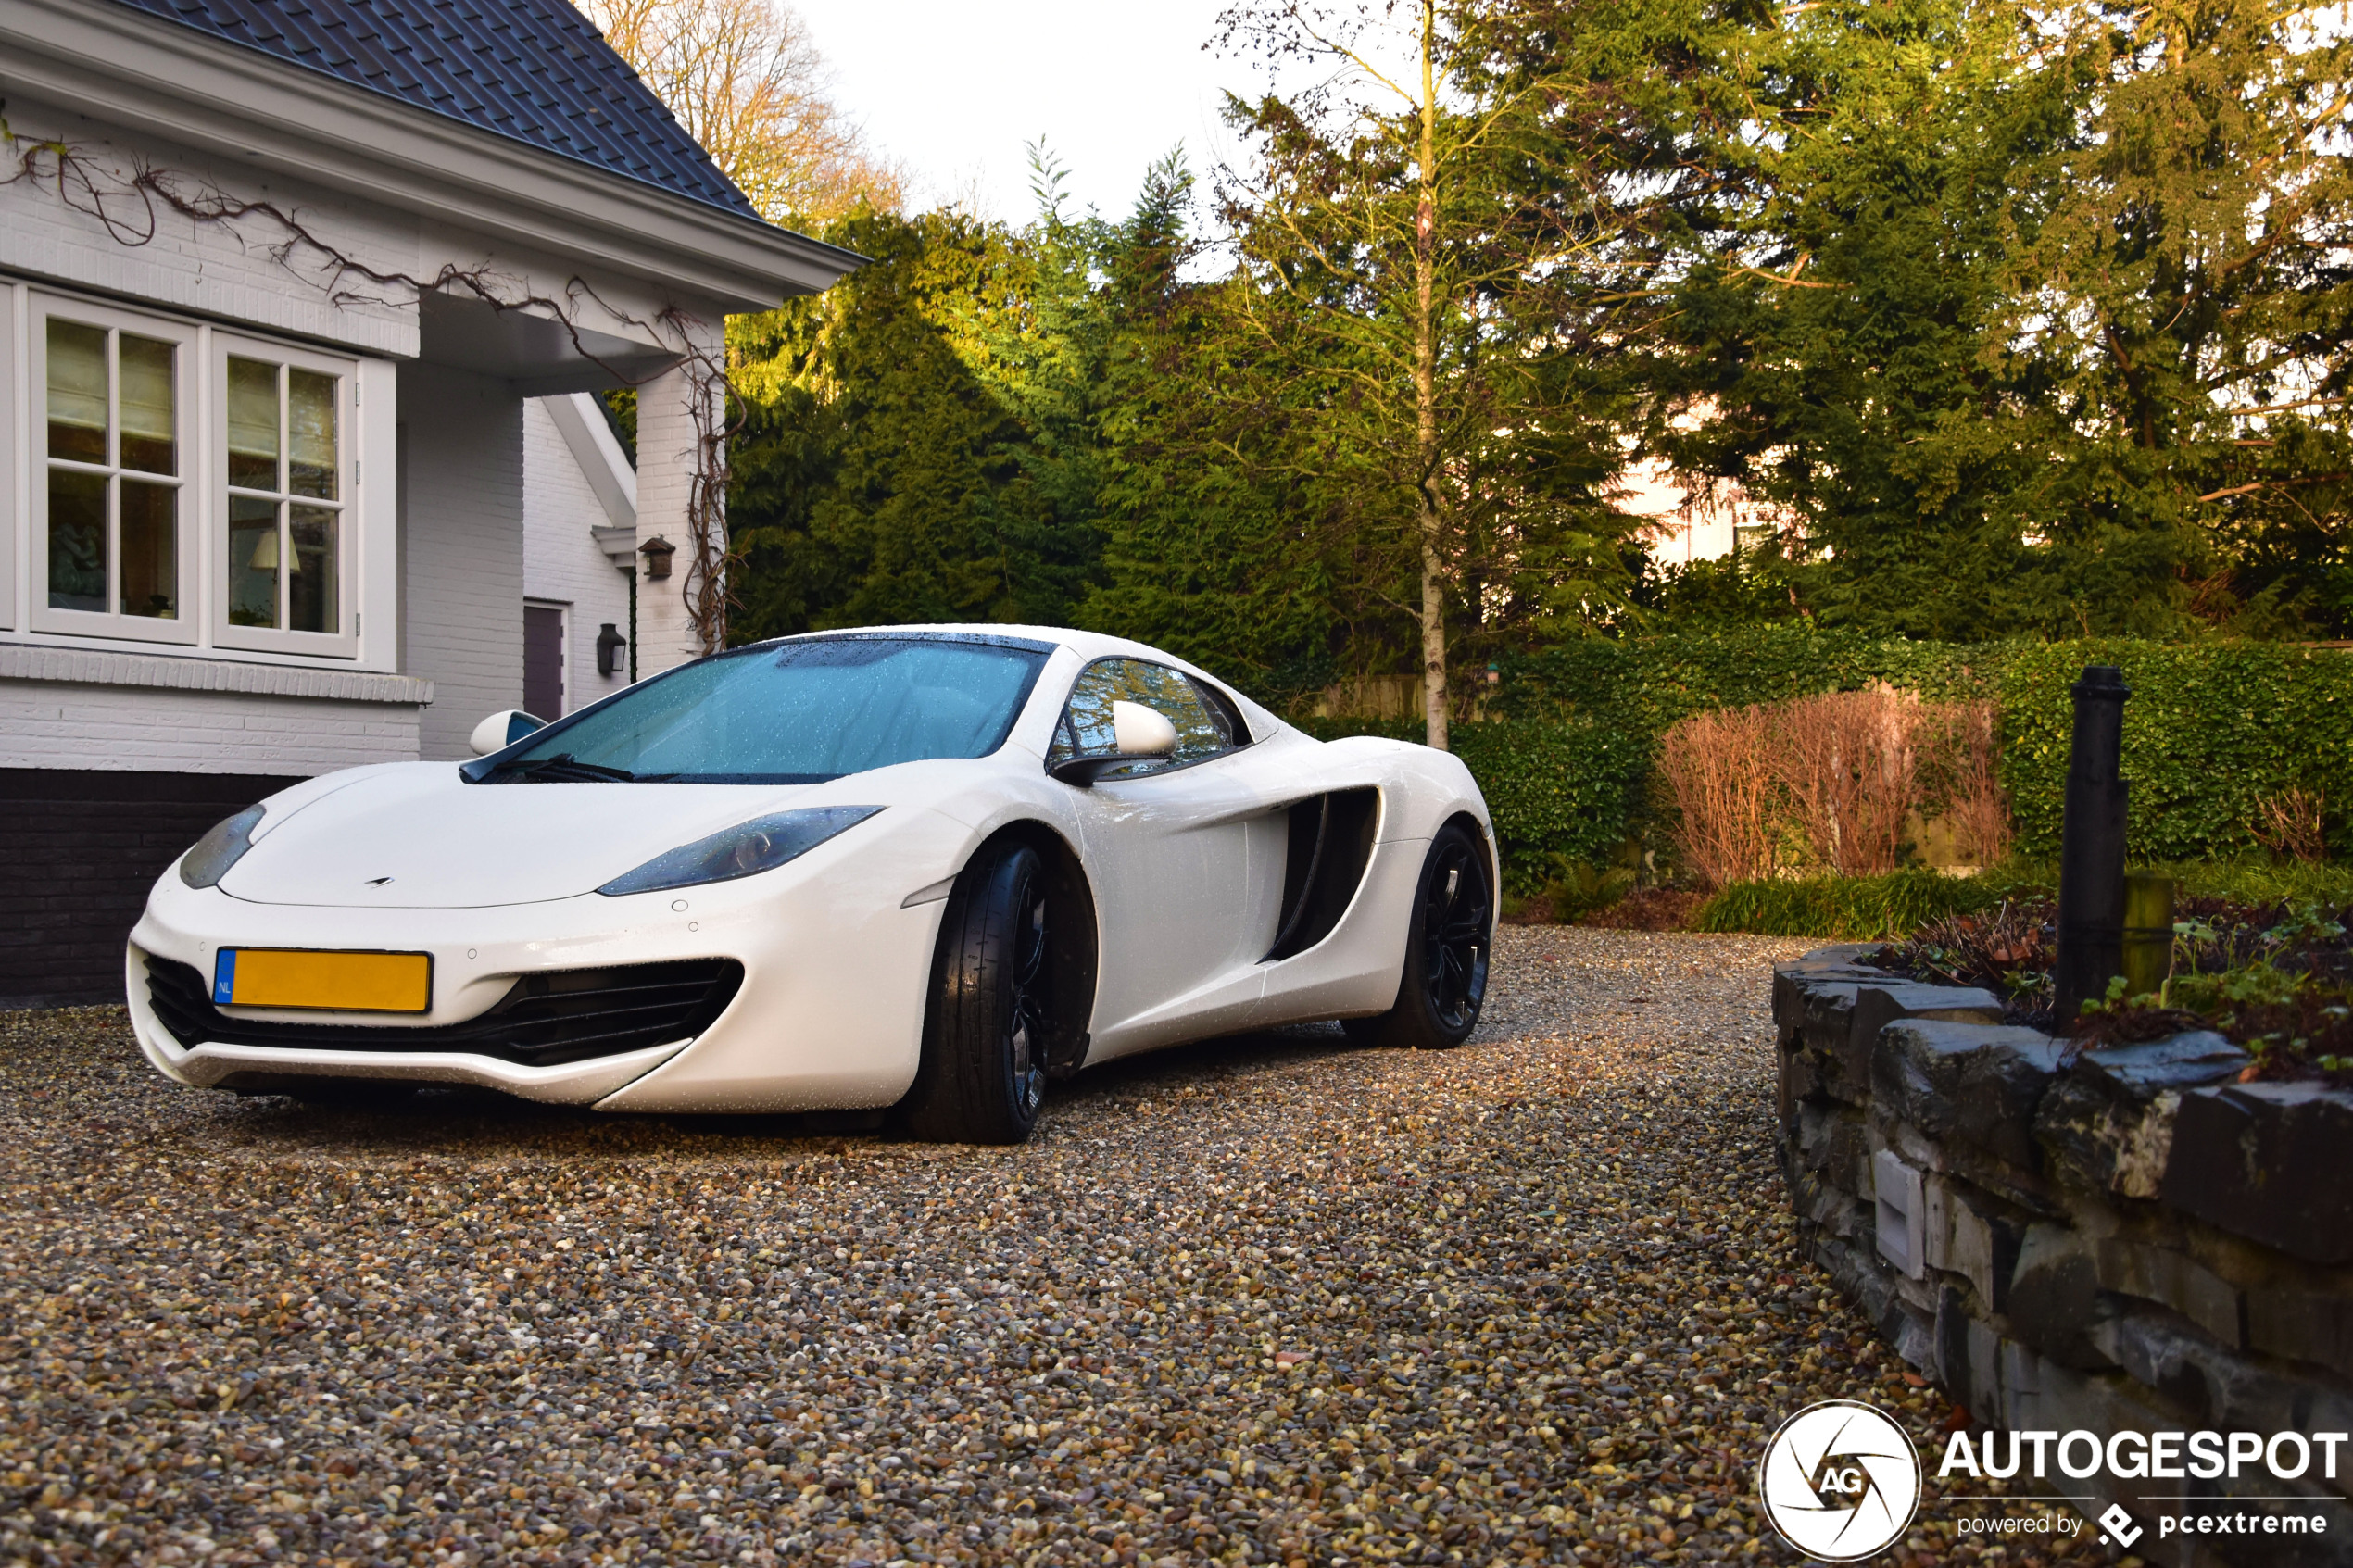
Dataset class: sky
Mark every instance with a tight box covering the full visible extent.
[793,1,1300,226]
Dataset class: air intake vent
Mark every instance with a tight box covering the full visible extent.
[145,957,743,1069]
[1266,788,1379,960]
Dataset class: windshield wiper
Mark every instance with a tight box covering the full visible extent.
[484,753,648,784]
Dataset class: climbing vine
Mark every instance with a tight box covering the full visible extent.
[2,109,738,654]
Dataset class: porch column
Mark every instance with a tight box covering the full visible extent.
[633,335,724,678]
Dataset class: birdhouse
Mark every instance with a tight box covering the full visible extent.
[637,534,675,580]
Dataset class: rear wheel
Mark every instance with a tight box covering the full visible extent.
[900,841,1052,1144]
[1343,822,1492,1050]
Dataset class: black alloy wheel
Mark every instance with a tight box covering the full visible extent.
[900,840,1052,1144]
[1345,821,1492,1050]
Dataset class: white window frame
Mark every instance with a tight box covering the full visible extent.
[210,330,359,659]
[1,285,17,631]
[27,292,202,646]
[4,278,396,670]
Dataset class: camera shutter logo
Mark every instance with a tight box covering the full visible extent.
[1757,1399,1923,1561]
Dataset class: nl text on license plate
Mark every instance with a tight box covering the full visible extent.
[211,948,433,1012]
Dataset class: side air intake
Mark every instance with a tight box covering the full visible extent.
[1265,788,1379,961]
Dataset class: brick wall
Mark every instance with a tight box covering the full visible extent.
[399,362,525,758]
[0,769,301,1008]
[633,329,723,677]
[0,95,420,360]
[0,679,422,774]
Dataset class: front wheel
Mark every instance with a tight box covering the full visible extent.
[1343,822,1492,1050]
[899,841,1052,1144]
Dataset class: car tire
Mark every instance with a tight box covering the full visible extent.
[1342,821,1492,1050]
[900,840,1053,1145]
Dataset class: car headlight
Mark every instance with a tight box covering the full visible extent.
[596,806,884,897]
[180,804,267,889]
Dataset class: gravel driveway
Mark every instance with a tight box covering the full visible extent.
[2,930,2086,1566]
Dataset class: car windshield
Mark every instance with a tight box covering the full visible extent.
[472,635,1051,784]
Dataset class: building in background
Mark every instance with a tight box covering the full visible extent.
[1618,452,1794,568]
[0,0,857,1005]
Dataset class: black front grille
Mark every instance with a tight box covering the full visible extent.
[145,957,744,1069]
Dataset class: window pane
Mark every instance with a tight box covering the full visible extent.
[228,495,280,628]
[120,481,178,619]
[289,370,337,499]
[227,358,279,491]
[47,470,107,612]
[46,320,107,464]
[119,334,176,476]
[1050,659,1233,771]
[289,505,337,633]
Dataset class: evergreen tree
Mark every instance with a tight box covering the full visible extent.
[1641,0,2353,637]
[1214,0,1667,746]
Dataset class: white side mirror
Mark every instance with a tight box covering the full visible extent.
[470,709,547,757]
[1112,700,1178,758]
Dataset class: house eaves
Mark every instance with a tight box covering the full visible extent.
[0,0,862,312]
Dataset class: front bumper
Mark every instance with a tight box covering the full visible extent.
[127,806,971,1112]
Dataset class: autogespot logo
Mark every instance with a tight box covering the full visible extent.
[1758,1399,1924,1562]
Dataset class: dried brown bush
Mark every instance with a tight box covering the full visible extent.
[2253,785,2330,862]
[1660,688,2015,888]
[1921,698,2012,866]
[1768,687,1923,876]
[1655,705,1781,889]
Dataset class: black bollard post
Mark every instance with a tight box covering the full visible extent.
[2055,665,2131,1022]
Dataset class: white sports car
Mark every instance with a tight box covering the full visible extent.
[128,626,1495,1143]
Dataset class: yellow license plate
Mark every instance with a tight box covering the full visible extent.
[212,948,433,1013]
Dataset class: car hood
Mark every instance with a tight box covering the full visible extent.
[217,763,852,908]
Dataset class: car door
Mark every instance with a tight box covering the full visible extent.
[1051,658,1283,1054]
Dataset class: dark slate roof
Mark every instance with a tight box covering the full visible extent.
[113,0,761,220]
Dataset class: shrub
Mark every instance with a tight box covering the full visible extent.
[1657,689,1988,887]
[2254,786,2330,863]
[1996,641,2353,860]
[1299,634,2353,890]
[1915,699,2010,865]
[1769,687,1926,877]
[1450,721,1647,885]
[1655,706,1781,886]
[1693,869,2003,938]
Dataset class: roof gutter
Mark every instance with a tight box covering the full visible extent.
[0,0,862,312]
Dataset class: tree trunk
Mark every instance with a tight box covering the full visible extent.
[1415,0,1448,752]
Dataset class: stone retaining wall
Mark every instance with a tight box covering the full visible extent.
[1774,945,2353,1565]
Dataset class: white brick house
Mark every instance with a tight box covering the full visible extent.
[0,0,856,1004]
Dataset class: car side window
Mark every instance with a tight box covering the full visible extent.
[1048,659,1239,775]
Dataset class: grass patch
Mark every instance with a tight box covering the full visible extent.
[1694,868,2005,939]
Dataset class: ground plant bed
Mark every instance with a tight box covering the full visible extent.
[1775,939,2353,1563]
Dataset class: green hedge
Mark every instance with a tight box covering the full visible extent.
[1488,623,2003,732]
[1294,630,2353,889]
[1294,715,1643,888]
[1995,642,2353,860]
